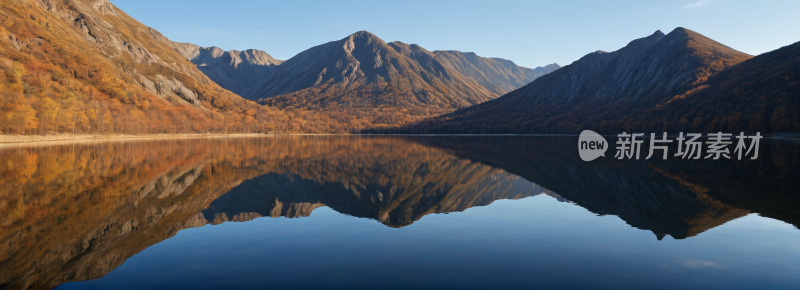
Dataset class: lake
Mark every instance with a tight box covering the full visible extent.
[1,135,798,289]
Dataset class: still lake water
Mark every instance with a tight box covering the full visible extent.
[0,135,798,289]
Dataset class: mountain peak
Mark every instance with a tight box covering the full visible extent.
[669,27,690,35]
[208,46,225,57]
[350,30,378,38]
[242,32,513,123]
[664,27,751,59]
[653,30,665,37]
[346,30,383,43]
[340,31,385,53]
[666,27,714,43]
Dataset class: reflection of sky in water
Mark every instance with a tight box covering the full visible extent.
[59,194,800,290]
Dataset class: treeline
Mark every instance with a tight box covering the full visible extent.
[0,58,276,135]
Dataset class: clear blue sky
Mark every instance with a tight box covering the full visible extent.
[113,0,800,68]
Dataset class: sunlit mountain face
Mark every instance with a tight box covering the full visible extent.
[1,136,798,289]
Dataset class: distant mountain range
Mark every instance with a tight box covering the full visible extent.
[393,28,799,134]
[228,31,556,127]
[171,43,282,96]
[434,51,560,96]
[168,31,558,130]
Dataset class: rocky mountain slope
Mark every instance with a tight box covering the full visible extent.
[241,31,556,128]
[434,50,560,95]
[242,31,496,122]
[395,28,757,134]
[171,43,282,96]
[0,0,317,134]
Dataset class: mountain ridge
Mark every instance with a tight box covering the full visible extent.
[170,42,282,95]
[433,50,560,95]
[243,31,497,107]
[236,30,558,128]
[392,27,758,134]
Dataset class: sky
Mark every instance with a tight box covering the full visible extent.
[112,0,800,68]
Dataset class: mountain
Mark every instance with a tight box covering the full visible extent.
[171,43,282,96]
[434,50,560,95]
[0,0,315,135]
[394,28,756,134]
[643,40,800,133]
[241,31,556,128]
[242,31,497,126]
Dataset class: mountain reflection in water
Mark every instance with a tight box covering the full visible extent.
[0,136,798,290]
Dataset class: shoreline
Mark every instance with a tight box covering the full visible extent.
[0,133,280,147]
[3,132,798,146]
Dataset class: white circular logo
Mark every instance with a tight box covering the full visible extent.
[578,130,608,161]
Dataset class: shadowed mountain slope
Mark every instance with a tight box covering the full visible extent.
[434,50,559,95]
[394,28,756,134]
[642,40,800,133]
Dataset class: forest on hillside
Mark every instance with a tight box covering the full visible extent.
[0,0,362,136]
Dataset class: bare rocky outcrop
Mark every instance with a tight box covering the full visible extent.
[153,75,202,107]
[171,42,201,60]
[90,0,118,16]
[32,0,154,63]
[135,74,201,106]
[6,34,26,50]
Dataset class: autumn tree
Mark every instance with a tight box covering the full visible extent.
[11,103,39,135]
[56,103,75,134]
[101,111,113,134]
[39,97,59,135]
